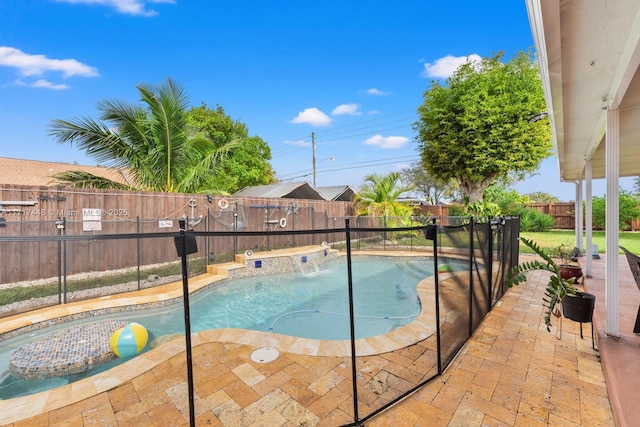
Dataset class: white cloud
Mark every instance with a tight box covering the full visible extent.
[365,88,391,96]
[285,139,310,147]
[422,54,482,79]
[363,135,409,149]
[290,108,332,126]
[55,0,175,17]
[31,79,70,90]
[332,103,360,116]
[0,46,98,78]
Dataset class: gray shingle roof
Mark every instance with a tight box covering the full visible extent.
[234,182,355,201]
[315,186,355,201]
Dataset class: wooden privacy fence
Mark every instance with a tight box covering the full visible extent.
[417,203,577,229]
[0,184,355,284]
[419,202,640,231]
[524,202,576,229]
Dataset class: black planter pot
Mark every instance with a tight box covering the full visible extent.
[562,291,595,322]
[561,291,596,348]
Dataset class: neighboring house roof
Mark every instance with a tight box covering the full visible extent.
[316,186,355,202]
[397,197,428,205]
[233,182,337,200]
[235,183,356,201]
[0,157,132,187]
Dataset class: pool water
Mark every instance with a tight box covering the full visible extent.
[188,256,426,339]
[0,255,463,400]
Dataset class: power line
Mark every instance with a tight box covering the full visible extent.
[315,125,413,144]
[268,109,418,155]
[279,155,420,181]
[312,109,417,137]
[278,154,418,179]
[313,115,417,140]
[270,120,416,158]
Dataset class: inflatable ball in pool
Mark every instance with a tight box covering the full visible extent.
[110,322,149,357]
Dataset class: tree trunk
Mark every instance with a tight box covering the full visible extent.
[460,176,495,203]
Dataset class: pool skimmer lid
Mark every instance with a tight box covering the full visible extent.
[251,347,279,363]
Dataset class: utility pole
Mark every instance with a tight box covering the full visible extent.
[311,132,317,187]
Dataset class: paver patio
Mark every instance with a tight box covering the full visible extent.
[2,254,638,426]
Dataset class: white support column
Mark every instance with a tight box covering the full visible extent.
[575,180,583,253]
[605,108,620,337]
[585,159,593,277]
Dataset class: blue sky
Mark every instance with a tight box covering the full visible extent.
[0,0,633,201]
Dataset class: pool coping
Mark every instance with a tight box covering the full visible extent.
[0,248,453,424]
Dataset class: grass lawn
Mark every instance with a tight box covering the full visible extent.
[519,230,640,255]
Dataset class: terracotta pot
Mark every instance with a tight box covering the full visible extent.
[559,264,583,281]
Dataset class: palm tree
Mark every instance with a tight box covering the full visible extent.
[354,172,414,217]
[48,78,237,193]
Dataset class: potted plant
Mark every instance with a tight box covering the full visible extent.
[553,242,583,283]
[507,237,594,332]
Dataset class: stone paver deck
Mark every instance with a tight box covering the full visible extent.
[1,253,636,426]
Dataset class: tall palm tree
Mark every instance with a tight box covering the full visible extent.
[354,172,414,217]
[49,78,236,193]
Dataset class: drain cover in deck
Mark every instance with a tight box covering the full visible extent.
[250,347,279,363]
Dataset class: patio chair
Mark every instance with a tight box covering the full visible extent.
[619,246,640,333]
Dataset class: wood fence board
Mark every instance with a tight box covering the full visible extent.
[7,184,637,284]
[0,185,355,283]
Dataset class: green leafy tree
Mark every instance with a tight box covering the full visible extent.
[49,78,237,193]
[525,191,560,203]
[591,190,640,231]
[354,172,414,217]
[400,161,457,204]
[414,51,552,203]
[185,104,276,193]
[483,185,531,215]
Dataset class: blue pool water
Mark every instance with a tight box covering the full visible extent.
[0,255,465,399]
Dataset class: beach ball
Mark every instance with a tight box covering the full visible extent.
[110,322,148,358]
[438,264,453,274]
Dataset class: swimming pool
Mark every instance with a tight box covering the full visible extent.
[0,255,465,400]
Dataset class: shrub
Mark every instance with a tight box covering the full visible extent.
[484,186,530,216]
[447,204,467,217]
[515,207,554,232]
[591,190,640,230]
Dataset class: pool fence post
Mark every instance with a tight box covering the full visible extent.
[383,215,387,250]
[205,208,209,269]
[487,217,495,311]
[55,218,65,305]
[136,216,141,291]
[61,218,67,304]
[468,217,474,337]
[176,219,196,427]
[234,211,238,255]
[344,218,362,426]
[425,220,443,374]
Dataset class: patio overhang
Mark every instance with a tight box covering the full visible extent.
[527,0,640,181]
[526,0,640,338]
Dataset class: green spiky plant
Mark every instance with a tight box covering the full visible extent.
[506,237,578,331]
